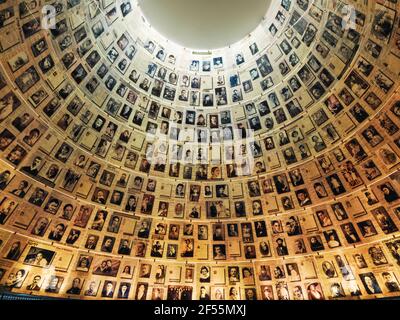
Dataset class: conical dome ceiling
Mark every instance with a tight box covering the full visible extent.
[0,0,399,301]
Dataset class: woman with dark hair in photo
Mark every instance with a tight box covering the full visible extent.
[125,196,137,212]
[380,183,399,203]
[309,236,324,251]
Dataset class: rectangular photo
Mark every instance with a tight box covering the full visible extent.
[23,246,56,268]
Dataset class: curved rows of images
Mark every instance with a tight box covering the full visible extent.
[0,0,399,300]
[1,92,400,224]
[0,0,397,189]
[0,0,398,220]
[1,227,400,300]
[1,150,400,260]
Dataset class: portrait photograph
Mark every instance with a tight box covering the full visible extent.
[23,246,56,268]
[92,258,121,277]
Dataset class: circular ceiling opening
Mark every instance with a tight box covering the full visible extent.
[138,0,271,50]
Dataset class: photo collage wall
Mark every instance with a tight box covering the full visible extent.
[0,0,400,300]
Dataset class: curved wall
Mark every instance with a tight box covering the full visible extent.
[0,0,399,300]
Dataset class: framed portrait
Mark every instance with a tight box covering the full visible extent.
[184,267,194,283]
[3,237,27,261]
[0,92,22,124]
[44,275,64,294]
[15,66,40,93]
[73,205,93,228]
[76,254,93,272]
[120,263,135,279]
[359,272,382,295]
[23,246,56,268]
[3,267,29,289]
[371,4,396,44]
[92,257,121,277]
[8,52,29,73]
[84,279,100,297]
[0,196,18,225]
[0,132,16,156]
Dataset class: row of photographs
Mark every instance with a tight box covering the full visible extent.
[0,0,396,250]
[43,7,360,109]
[0,0,376,119]
[0,20,394,192]
[0,167,400,260]
[0,79,398,173]
[0,150,399,221]
[0,44,398,173]
[0,0,399,300]
[0,2,397,189]
[0,233,400,299]
[0,108,400,220]
[0,0,395,85]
